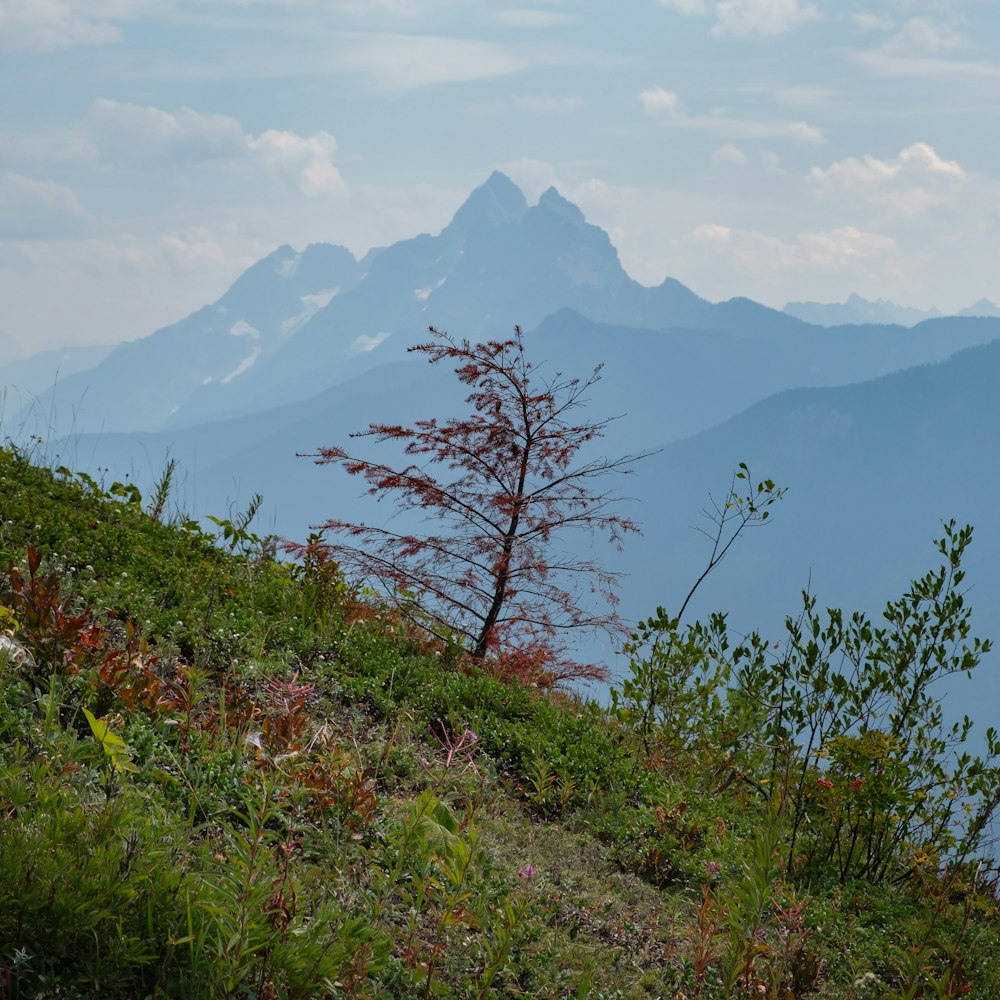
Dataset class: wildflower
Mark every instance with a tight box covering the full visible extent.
[705,860,722,878]
[852,972,882,993]
[817,777,834,789]
[851,778,865,790]
[517,865,536,880]
[0,634,32,669]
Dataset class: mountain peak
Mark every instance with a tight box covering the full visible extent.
[537,186,585,224]
[446,171,528,233]
[959,298,1000,318]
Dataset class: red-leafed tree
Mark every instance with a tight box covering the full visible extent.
[299,326,645,685]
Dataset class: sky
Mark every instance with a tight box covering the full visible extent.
[2,0,1000,356]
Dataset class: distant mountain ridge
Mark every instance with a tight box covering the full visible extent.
[0,344,114,411]
[620,336,1000,712]
[783,292,1000,327]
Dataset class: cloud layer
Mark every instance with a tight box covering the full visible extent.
[85,99,345,195]
[655,0,821,37]
[811,142,967,217]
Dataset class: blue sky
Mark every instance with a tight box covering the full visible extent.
[2,0,999,354]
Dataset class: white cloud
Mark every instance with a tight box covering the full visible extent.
[209,0,434,13]
[798,227,899,271]
[0,173,90,239]
[685,222,900,278]
[490,8,578,27]
[768,84,840,107]
[851,12,997,79]
[513,95,584,112]
[787,120,825,143]
[84,100,345,196]
[0,0,117,52]
[761,150,783,173]
[656,0,822,35]
[688,222,799,270]
[87,99,248,166]
[850,11,895,33]
[856,49,1000,79]
[655,0,708,13]
[338,33,526,90]
[0,229,260,353]
[810,142,967,216]
[160,231,232,272]
[0,0,159,52]
[639,86,683,117]
[712,0,820,37]
[712,143,748,165]
[248,130,345,195]
[882,16,968,55]
[640,88,825,143]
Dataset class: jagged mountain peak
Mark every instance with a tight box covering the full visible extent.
[446,171,528,233]
[535,186,586,224]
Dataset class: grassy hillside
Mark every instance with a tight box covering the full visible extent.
[1,444,998,998]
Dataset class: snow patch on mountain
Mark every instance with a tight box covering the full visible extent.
[413,278,447,302]
[229,320,260,339]
[221,348,262,384]
[279,254,300,278]
[281,288,340,337]
[349,331,391,355]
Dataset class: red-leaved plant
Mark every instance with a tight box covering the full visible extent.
[290,325,647,685]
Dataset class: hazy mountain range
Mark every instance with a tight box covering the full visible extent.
[12,171,999,440]
[2,172,998,717]
[783,293,1000,328]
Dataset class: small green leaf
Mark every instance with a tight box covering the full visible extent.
[82,707,138,773]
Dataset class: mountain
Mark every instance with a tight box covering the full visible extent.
[0,344,114,418]
[25,174,1000,439]
[162,173,729,428]
[17,242,362,436]
[618,338,1000,710]
[52,309,1000,558]
[0,330,23,367]
[959,298,1000,319]
[784,293,1000,328]
[783,293,942,327]
[22,172,820,436]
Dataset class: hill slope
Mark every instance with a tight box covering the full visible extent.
[2,440,1000,997]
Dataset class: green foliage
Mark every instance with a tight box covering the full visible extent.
[734,521,999,885]
[614,464,785,762]
[206,492,266,556]
[2,443,1000,999]
[614,609,730,765]
[622,521,1000,893]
